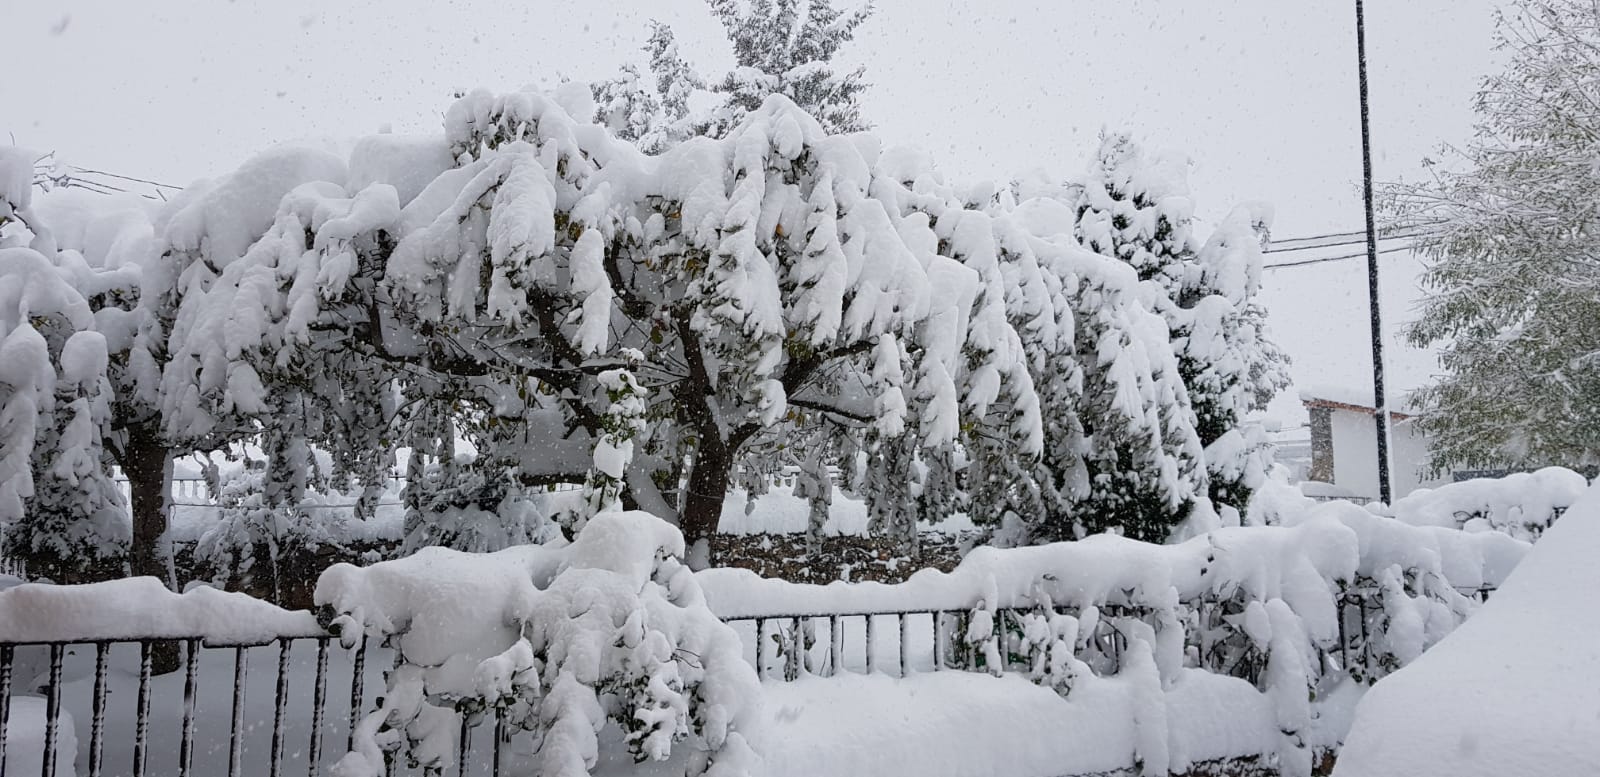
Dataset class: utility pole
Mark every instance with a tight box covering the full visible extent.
[1355,0,1394,503]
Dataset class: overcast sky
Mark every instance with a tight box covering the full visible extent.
[6,0,1504,424]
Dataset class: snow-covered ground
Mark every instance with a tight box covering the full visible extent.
[1332,483,1600,777]
[593,669,1305,777]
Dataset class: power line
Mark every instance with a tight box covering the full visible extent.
[1262,243,1416,270]
[1269,220,1444,248]
[1265,228,1434,254]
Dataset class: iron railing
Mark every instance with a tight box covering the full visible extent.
[0,583,1496,777]
[0,634,541,777]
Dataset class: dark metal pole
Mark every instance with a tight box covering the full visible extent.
[1356,0,1394,503]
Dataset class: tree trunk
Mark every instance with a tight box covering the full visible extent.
[120,419,180,673]
[679,443,732,570]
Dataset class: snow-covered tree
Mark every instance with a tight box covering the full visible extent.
[1183,205,1292,513]
[1383,0,1600,472]
[595,0,873,148]
[0,166,133,581]
[150,87,1044,567]
[152,151,418,574]
[1074,132,1287,528]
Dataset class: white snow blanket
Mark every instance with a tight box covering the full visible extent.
[1333,483,1600,777]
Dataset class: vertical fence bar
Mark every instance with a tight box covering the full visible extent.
[229,646,249,777]
[828,615,841,677]
[457,713,472,777]
[491,709,505,777]
[132,642,153,777]
[179,639,200,777]
[41,644,63,777]
[90,642,109,777]
[926,612,936,673]
[348,640,368,752]
[1338,595,1350,673]
[0,645,11,777]
[309,637,330,777]
[1358,595,1371,677]
[864,613,876,674]
[899,613,910,677]
[754,619,766,680]
[789,617,802,679]
[271,640,292,777]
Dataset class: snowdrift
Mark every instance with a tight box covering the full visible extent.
[1332,483,1600,777]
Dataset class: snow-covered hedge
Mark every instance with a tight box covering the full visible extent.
[1386,466,1588,541]
[697,493,1527,776]
[314,511,761,777]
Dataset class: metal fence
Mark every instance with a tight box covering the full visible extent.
[0,635,530,777]
[717,587,1493,683]
[0,583,1496,777]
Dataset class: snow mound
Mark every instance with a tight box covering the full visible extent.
[1332,483,1600,777]
[0,576,321,644]
[1388,466,1588,540]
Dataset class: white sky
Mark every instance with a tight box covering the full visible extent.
[5,0,1504,425]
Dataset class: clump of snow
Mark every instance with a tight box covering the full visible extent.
[161,146,348,267]
[737,668,1281,777]
[0,147,37,221]
[0,576,321,643]
[1333,482,1600,777]
[345,134,454,207]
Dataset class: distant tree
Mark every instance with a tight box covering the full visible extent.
[1383,0,1600,471]
[595,0,873,148]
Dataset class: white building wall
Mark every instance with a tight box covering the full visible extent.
[1329,410,1449,499]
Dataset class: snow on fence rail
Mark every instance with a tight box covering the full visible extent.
[0,504,1529,777]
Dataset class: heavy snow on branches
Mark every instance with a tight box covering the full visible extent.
[0,0,1287,574]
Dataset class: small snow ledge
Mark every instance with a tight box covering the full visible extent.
[1332,482,1600,777]
[0,576,322,643]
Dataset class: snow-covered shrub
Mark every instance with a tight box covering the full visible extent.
[1388,466,1589,541]
[317,511,762,777]
[700,500,1526,776]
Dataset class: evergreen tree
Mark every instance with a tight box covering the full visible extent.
[1075,132,1286,524]
[1,160,134,582]
[595,0,873,148]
